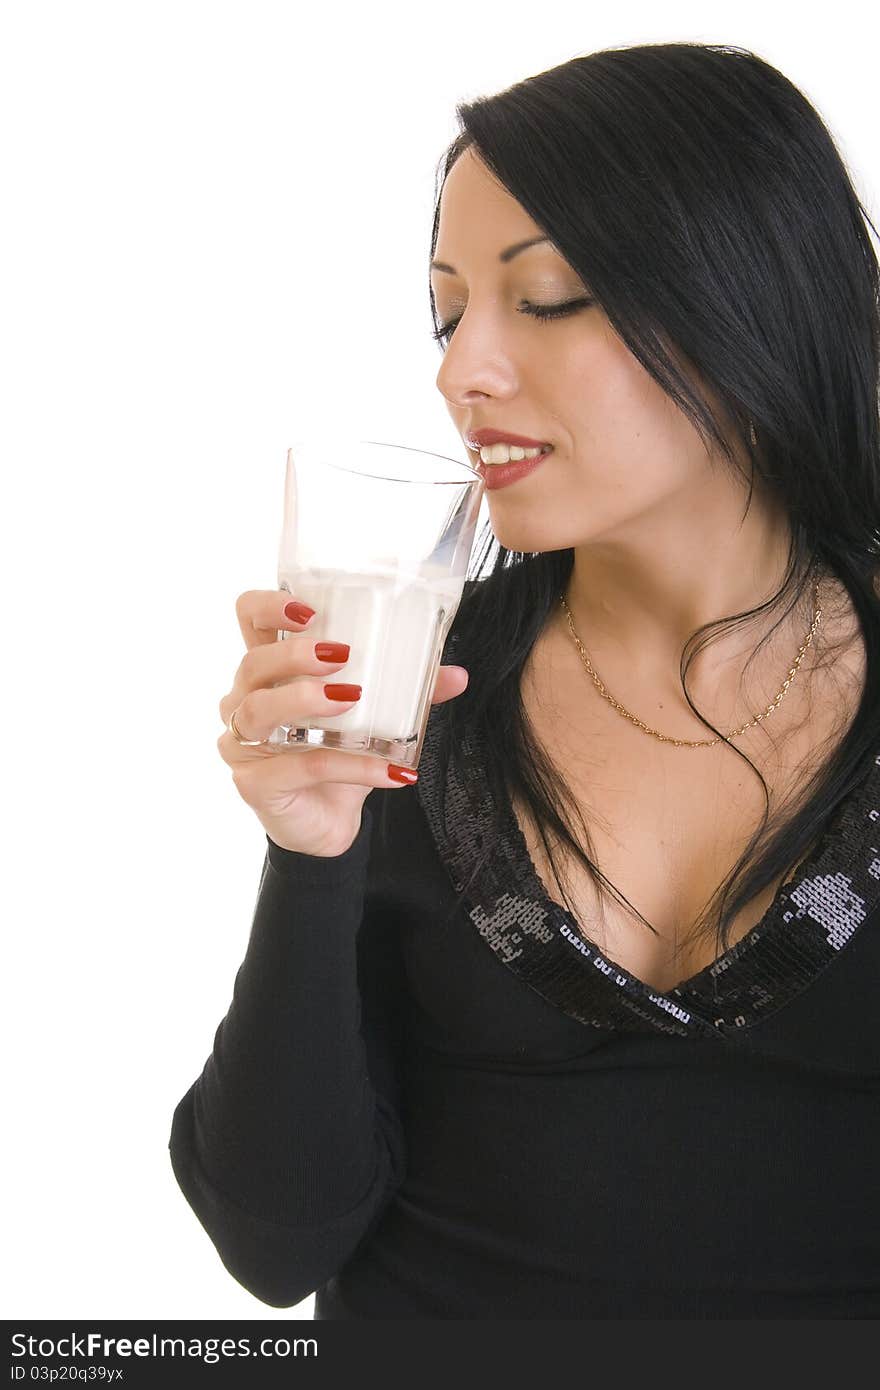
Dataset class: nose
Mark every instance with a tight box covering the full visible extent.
[434,313,518,411]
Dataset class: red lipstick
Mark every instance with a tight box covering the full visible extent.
[466,428,552,450]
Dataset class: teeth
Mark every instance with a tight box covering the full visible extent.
[478,443,547,465]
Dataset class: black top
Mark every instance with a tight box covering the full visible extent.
[169,603,880,1319]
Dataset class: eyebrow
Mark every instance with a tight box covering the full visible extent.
[430,235,550,275]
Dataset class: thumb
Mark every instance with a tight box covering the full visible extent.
[431,664,469,703]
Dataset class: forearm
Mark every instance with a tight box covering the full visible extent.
[168,803,404,1305]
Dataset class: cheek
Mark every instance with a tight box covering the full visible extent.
[531,332,701,494]
[584,354,688,461]
[565,410,699,509]
[542,332,640,428]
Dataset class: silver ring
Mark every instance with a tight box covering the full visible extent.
[227,706,268,747]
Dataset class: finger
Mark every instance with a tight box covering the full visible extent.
[235,590,317,651]
[221,659,468,738]
[431,665,469,703]
[220,632,352,725]
[218,678,362,759]
[229,745,416,800]
[220,664,467,764]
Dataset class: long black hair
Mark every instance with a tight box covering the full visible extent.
[426,40,880,963]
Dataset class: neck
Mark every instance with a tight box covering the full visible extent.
[560,487,808,691]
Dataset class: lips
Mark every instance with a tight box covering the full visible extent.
[466,428,553,451]
[477,449,550,490]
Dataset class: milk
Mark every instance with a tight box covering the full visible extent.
[268,564,465,766]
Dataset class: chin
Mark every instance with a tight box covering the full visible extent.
[488,497,616,553]
[488,518,572,553]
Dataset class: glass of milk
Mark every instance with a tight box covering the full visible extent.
[266,438,484,770]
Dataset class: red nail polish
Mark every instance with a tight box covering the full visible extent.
[315,642,350,663]
[387,763,418,783]
[323,683,361,702]
[284,600,315,624]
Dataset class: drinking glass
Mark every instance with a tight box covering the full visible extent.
[267,438,484,769]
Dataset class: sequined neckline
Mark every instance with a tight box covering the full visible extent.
[415,630,880,1039]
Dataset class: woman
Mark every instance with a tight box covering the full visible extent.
[169,41,880,1317]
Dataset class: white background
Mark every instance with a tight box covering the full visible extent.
[2,0,878,1320]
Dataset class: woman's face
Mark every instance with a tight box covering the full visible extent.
[431,147,735,555]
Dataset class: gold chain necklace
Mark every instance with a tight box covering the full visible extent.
[558,570,824,748]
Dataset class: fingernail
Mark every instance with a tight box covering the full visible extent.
[324,683,361,702]
[284,600,315,624]
[315,641,350,663]
[387,763,418,783]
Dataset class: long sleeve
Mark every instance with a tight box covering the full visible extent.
[168,793,407,1308]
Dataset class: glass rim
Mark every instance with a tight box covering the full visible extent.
[286,437,483,485]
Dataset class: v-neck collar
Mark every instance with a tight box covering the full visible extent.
[415,631,880,1040]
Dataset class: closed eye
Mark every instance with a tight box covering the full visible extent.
[431,296,593,346]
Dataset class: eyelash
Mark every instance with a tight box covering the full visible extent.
[431,297,593,345]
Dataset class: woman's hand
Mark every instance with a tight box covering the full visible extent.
[217,590,468,857]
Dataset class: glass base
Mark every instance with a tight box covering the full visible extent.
[266,723,419,768]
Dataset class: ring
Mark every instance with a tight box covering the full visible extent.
[227,706,268,747]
